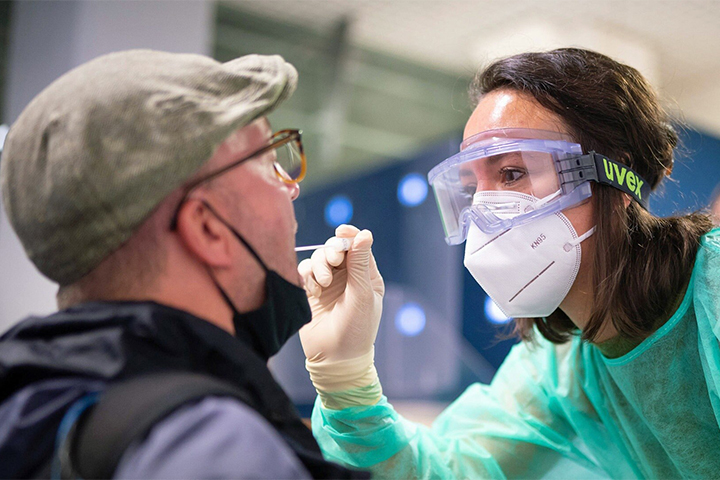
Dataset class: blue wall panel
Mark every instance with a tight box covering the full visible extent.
[652,127,720,216]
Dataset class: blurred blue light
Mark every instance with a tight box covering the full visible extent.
[397,173,428,207]
[395,302,426,337]
[324,195,353,227]
[484,296,512,324]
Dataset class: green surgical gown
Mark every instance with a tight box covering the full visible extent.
[312,229,720,479]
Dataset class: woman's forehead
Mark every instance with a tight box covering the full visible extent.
[464,89,570,141]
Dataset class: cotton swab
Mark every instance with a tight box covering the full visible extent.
[295,237,351,252]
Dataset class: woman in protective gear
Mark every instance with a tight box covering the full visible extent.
[297,48,719,479]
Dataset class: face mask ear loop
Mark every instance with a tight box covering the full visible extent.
[535,189,563,208]
[206,266,241,313]
[199,200,269,273]
[199,200,270,325]
[563,226,596,252]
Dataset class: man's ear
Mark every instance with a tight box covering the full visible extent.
[175,199,234,268]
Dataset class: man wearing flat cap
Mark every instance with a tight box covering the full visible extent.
[0,50,369,479]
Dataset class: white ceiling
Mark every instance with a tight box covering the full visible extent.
[233,0,720,136]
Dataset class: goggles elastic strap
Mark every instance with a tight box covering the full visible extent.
[558,152,650,209]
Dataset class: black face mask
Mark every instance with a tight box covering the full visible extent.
[201,201,312,361]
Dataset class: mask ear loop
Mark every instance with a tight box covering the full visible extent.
[533,189,563,209]
[198,200,269,273]
[564,226,596,252]
[534,188,595,252]
[195,200,271,329]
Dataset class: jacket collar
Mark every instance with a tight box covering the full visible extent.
[0,301,299,426]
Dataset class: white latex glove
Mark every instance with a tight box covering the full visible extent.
[298,224,384,397]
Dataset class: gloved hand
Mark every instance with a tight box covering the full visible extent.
[298,224,385,407]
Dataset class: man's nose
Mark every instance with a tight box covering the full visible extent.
[287,181,300,201]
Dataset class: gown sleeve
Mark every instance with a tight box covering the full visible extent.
[312,336,604,479]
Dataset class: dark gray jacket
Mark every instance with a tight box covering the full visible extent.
[0,302,366,479]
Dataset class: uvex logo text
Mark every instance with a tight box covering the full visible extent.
[603,158,644,199]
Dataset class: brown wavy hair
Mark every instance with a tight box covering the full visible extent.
[470,48,713,343]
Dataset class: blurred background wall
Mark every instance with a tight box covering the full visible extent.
[1,0,720,411]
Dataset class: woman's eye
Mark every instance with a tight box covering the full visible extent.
[500,168,526,184]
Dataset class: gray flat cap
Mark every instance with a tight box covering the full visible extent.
[1,49,297,285]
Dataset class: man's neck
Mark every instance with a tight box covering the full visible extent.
[151,290,236,335]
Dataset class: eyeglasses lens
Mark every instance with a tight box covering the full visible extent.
[274,139,304,182]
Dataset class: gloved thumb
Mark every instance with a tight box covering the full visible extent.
[345,229,374,288]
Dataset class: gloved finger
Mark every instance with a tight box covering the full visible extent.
[324,236,346,267]
[298,258,321,297]
[335,224,361,238]
[345,229,374,288]
[311,247,334,288]
[298,257,314,283]
[369,252,385,297]
[305,275,321,298]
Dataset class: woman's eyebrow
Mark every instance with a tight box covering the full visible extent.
[486,152,522,165]
[459,152,523,177]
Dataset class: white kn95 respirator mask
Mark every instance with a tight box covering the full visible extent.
[463,191,595,318]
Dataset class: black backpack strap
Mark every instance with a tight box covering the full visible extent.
[68,372,254,479]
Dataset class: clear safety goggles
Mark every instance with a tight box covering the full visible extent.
[428,128,650,245]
